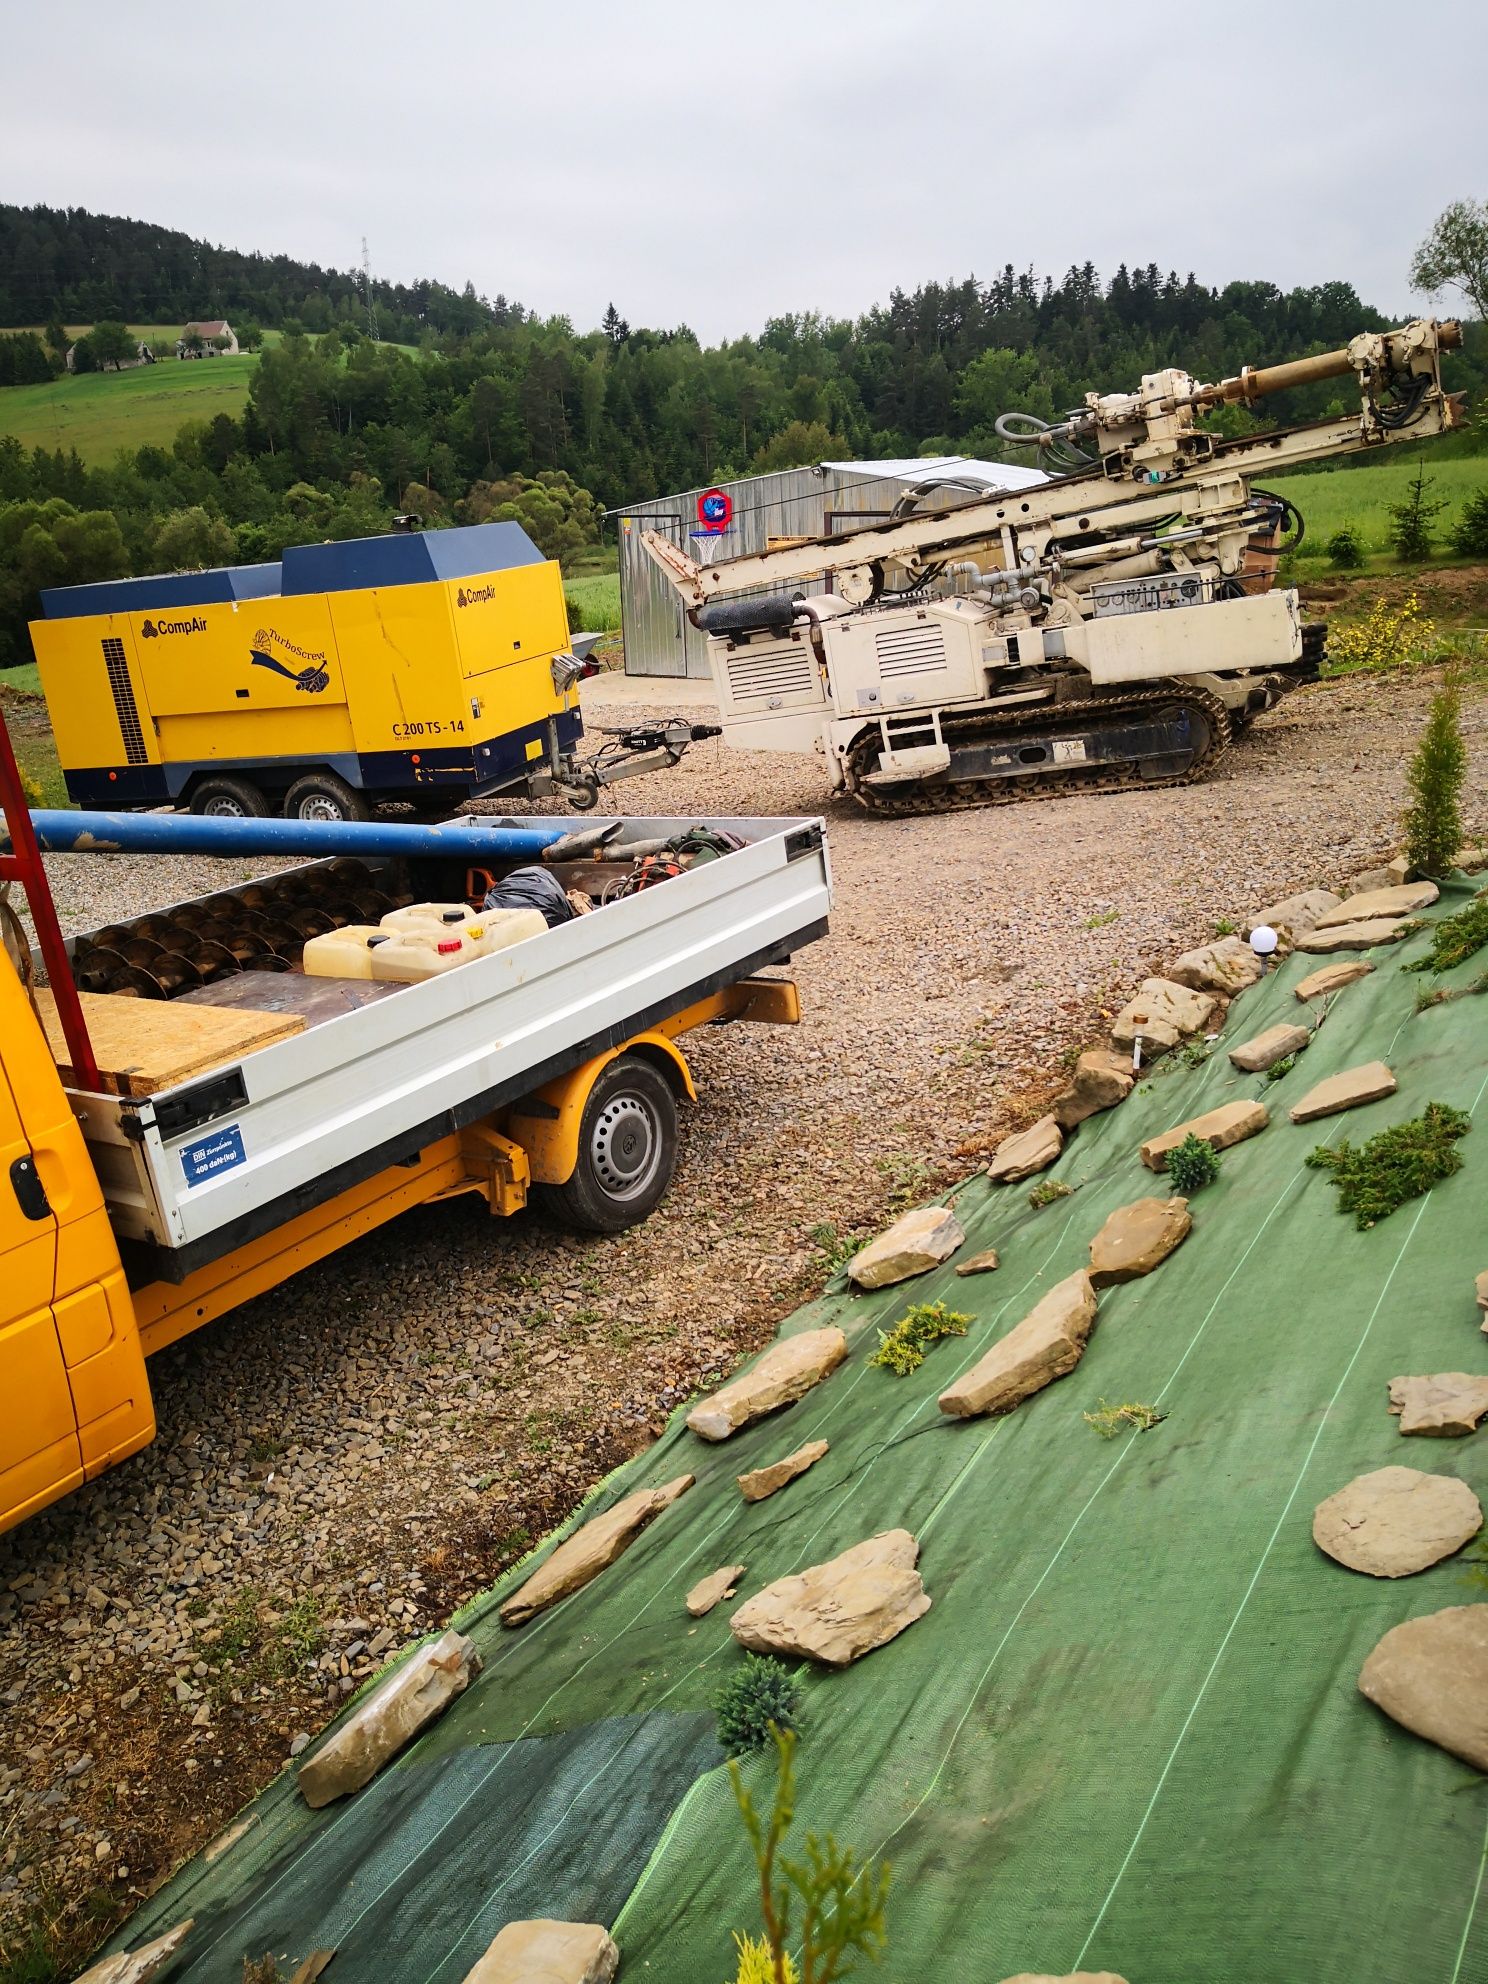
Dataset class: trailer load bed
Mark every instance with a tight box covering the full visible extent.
[57,815,830,1279]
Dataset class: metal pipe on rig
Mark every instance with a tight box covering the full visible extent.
[15,811,568,860]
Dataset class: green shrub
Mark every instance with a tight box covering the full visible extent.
[869,1300,970,1376]
[1326,524,1365,569]
[1402,678,1467,878]
[714,1656,803,1759]
[1306,1101,1470,1229]
[1322,592,1437,676]
[1404,889,1488,975]
[1388,461,1448,562]
[1450,489,1488,558]
[1164,1133,1221,1193]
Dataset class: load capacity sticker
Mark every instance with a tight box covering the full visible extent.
[181,1124,246,1188]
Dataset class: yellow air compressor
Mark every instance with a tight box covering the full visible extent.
[30,522,593,821]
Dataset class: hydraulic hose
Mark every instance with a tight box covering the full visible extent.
[17,811,568,860]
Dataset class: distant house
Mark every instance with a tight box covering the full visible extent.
[176,320,239,358]
[64,338,156,374]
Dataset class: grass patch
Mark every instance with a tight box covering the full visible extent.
[1082,907,1120,929]
[0,356,261,464]
[562,573,621,631]
[1414,968,1488,1013]
[1306,1100,1470,1229]
[1271,457,1488,571]
[808,1221,867,1277]
[869,1300,970,1377]
[1404,889,1488,975]
[1083,1399,1167,1439]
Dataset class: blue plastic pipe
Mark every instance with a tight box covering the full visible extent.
[21,810,567,861]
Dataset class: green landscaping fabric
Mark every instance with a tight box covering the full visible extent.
[118,881,1488,1984]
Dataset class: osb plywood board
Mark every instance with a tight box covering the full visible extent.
[35,987,305,1097]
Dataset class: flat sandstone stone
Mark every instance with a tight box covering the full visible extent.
[730,1528,930,1667]
[686,1564,747,1617]
[1388,1374,1488,1438]
[738,1439,829,1503]
[1287,1059,1397,1124]
[461,1920,619,1984]
[299,1630,480,1805]
[1111,977,1216,1057]
[988,1114,1063,1183]
[500,1476,694,1625]
[1249,889,1341,939]
[1088,1197,1192,1286]
[1140,1099,1268,1173]
[1167,936,1263,995]
[73,1923,195,1984]
[1476,1269,1488,1317]
[1313,881,1439,927]
[1358,1604,1488,1773]
[1228,1022,1311,1073]
[847,1206,964,1290]
[939,1270,1098,1419]
[1052,1049,1134,1131]
[1295,959,1374,1002]
[1312,1465,1482,1577]
[1297,917,1410,954]
[955,1246,1002,1277]
[687,1327,848,1439]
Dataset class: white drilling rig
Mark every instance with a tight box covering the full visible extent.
[641,319,1464,812]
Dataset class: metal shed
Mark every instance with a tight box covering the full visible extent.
[613,456,1047,679]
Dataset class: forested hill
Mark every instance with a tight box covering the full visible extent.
[0,203,516,339]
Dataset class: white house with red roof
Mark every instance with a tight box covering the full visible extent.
[176,320,239,357]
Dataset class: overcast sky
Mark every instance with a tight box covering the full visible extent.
[3,0,1483,343]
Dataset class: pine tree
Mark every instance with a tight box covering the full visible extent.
[1402,676,1467,877]
[1388,460,1448,564]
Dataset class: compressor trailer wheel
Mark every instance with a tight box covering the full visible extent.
[535,1054,680,1233]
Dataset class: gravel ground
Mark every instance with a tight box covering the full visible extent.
[2,663,1485,1975]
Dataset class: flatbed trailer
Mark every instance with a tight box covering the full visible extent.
[0,708,831,1534]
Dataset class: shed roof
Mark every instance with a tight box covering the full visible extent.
[183,320,231,337]
[820,455,1047,491]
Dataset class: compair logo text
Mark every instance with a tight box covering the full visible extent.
[455,583,497,607]
[140,615,207,639]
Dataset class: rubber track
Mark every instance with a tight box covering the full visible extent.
[846,682,1234,816]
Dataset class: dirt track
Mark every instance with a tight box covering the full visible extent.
[2,663,1485,1974]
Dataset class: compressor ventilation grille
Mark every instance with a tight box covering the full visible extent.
[724,643,818,704]
[875,623,947,679]
[102,637,148,764]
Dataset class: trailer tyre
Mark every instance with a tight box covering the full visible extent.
[536,1054,678,1233]
[190,775,269,818]
[284,772,370,824]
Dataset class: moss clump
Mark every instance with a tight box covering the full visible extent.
[1027,1178,1072,1209]
[1083,1399,1167,1439]
[869,1300,970,1377]
[1165,1133,1222,1193]
[1306,1100,1470,1229]
[713,1655,802,1759]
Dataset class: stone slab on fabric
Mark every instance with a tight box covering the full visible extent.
[1088,1197,1192,1286]
[687,1328,848,1439]
[738,1439,829,1503]
[730,1529,930,1667]
[686,1564,747,1617]
[1297,917,1411,954]
[1052,1050,1134,1131]
[73,1923,195,1984]
[461,1919,619,1984]
[298,1630,480,1805]
[1388,1374,1488,1438]
[1228,1022,1311,1073]
[847,1207,964,1290]
[500,1476,694,1626]
[1476,1269,1488,1316]
[1249,890,1341,940]
[1288,1060,1397,1124]
[1358,1604,1488,1773]
[988,1114,1063,1183]
[1140,1100,1269,1173]
[1312,1465,1482,1577]
[939,1271,1098,1419]
[1167,936,1264,995]
[955,1247,1002,1277]
[1455,842,1488,874]
[1111,978,1216,1056]
[1314,881,1440,927]
[1295,959,1374,1002]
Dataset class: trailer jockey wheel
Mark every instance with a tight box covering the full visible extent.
[284,771,371,824]
[189,775,268,818]
[536,1054,679,1233]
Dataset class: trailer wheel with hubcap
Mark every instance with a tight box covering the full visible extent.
[536,1054,678,1233]
[283,771,370,824]
[189,775,268,818]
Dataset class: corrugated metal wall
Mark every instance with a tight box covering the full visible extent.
[615,467,916,678]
